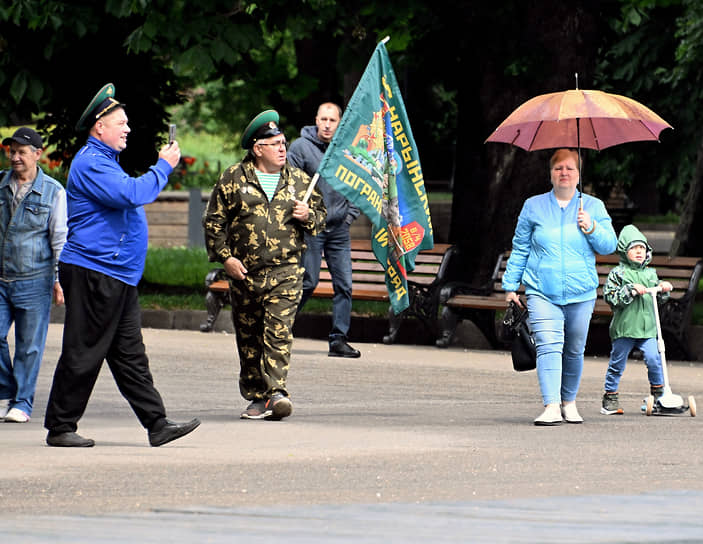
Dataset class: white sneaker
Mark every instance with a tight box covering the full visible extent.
[562,402,583,424]
[534,403,563,426]
[0,399,10,420]
[4,407,30,423]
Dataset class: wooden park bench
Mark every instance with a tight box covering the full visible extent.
[435,249,703,360]
[201,239,452,343]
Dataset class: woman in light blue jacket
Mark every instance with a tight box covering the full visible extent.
[503,149,617,426]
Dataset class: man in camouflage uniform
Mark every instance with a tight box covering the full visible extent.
[203,110,326,420]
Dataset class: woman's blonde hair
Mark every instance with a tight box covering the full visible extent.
[549,148,581,170]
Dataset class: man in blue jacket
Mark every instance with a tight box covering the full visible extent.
[288,103,361,358]
[43,83,200,447]
[0,127,66,424]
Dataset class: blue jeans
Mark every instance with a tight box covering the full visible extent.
[605,337,663,392]
[527,295,595,405]
[0,275,53,416]
[298,223,353,341]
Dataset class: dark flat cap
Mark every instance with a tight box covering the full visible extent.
[2,127,42,148]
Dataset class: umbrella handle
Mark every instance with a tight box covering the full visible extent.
[578,198,596,234]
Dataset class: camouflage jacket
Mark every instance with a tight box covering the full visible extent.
[203,155,326,273]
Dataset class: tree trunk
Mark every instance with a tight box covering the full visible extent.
[670,133,703,256]
[449,1,609,284]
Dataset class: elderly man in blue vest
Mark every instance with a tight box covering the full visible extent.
[0,127,67,423]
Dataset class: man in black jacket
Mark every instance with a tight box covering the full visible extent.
[288,103,361,358]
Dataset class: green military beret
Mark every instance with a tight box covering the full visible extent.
[241,110,282,149]
[75,83,126,131]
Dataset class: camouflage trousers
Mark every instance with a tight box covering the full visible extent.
[229,265,303,401]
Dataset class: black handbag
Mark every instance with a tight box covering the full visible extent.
[503,300,536,372]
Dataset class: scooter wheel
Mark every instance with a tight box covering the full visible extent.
[689,395,696,417]
[645,395,654,416]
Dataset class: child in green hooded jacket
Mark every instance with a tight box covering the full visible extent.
[601,224,673,415]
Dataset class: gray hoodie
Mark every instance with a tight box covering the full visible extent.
[288,125,360,229]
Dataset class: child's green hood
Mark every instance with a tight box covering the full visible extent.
[616,224,652,267]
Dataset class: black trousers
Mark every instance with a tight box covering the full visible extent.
[44,263,166,434]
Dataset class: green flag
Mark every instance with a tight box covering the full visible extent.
[317,39,434,314]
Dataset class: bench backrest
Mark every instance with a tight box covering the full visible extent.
[315,239,452,300]
[492,251,702,315]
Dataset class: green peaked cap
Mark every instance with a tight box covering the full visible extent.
[76,83,125,131]
[241,110,281,149]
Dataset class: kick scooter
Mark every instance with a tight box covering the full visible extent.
[642,286,696,417]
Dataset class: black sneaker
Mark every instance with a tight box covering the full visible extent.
[329,339,361,358]
[240,399,272,420]
[263,393,293,420]
[601,392,624,415]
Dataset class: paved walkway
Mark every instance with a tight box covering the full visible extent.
[2,324,702,542]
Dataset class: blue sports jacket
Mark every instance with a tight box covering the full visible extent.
[59,136,173,286]
[502,190,617,305]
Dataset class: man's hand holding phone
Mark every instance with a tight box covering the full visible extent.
[168,123,177,145]
[159,123,180,167]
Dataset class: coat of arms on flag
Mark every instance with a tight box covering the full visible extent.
[317,38,434,314]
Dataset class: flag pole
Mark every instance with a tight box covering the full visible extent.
[301,172,319,204]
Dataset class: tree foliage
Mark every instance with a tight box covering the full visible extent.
[0,0,187,173]
[0,0,433,172]
[1,0,703,264]
[593,0,703,255]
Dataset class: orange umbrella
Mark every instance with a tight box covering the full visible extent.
[486,85,672,208]
[486,88,672,151]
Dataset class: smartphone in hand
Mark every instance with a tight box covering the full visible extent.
[168,123,177,144]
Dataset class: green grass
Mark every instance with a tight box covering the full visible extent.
[142,246,214,289]
[138,245,703,325]
[299,298,389,317]
[138,246,392,315]
[176,130,241,175]
[632,212,679,224]
[140,293,206,310]
[139,246,213,309]
[427,191,452,202]
[164,130,241,190]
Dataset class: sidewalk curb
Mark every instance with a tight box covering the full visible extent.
[49,306,703,360]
